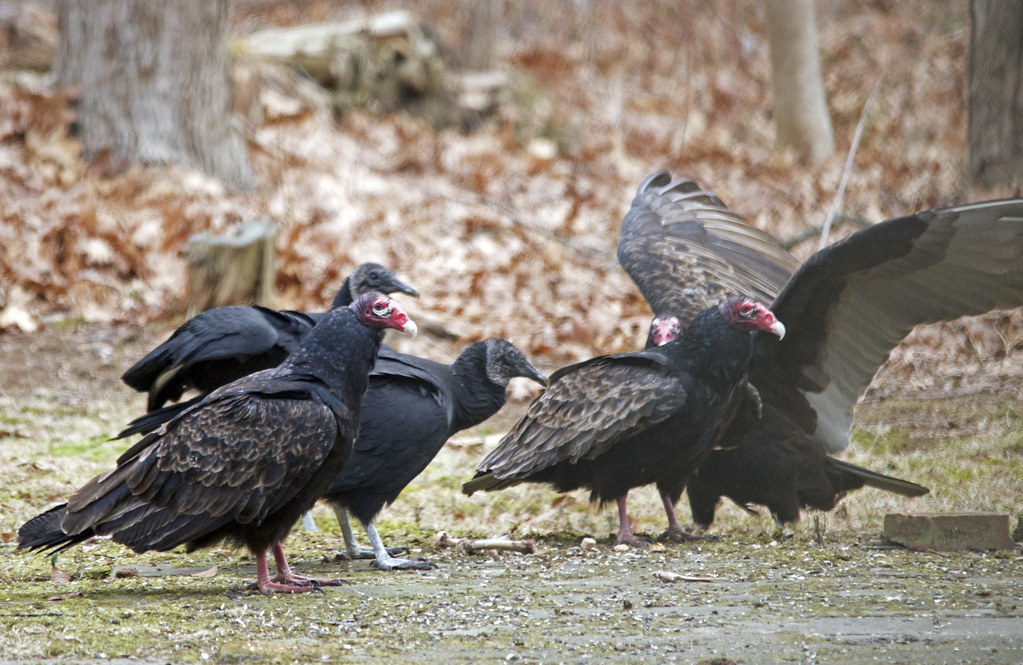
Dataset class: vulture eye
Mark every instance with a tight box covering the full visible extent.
[371,299,393,317]
[738,302,758,318]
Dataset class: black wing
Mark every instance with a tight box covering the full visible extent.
[121,306,319,409]
[469,352,687,485]
[369,350,455,427]
[326,375,449,496]
[618,171,799,326]
[753,200,1023,454]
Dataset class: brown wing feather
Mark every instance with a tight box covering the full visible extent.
[618,171,799,326]
[63,391,341,546]
[475,355,687,482]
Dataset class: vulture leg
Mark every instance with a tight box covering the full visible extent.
[659,493,703,543]
[252,542,344,593]
[332,504,406,560]
[614,494,652,547]
[252,547,324,594]
[300,510,319,532]
[366,520,437,571]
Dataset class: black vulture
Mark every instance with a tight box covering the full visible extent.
[462,297,785,546]
[18,293,417,594]
[324,338,547,570]
[119,262,418,418]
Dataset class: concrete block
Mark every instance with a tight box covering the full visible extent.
[883,512,1015,552]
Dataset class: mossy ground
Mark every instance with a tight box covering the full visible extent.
[1,325,1021,663]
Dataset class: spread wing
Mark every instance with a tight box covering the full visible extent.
[618,171,799,327]
[471,353,687,484]
[753,199,1023,454]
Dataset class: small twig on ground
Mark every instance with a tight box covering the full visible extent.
[436,531,537,555]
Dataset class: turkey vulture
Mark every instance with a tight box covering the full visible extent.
[324,338,547,570]
[462,297,785,546]
[120,262,419,415]
[620,171,1023,529]
[18,293,417,594]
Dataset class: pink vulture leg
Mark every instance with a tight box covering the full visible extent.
[659,492,703,542]
[252,543,343,594]
[614,494,652,547]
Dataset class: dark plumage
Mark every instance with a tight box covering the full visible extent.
[18,293,417,594]
[324,338,547,569]
[618,171,799,347]
[120,262,418,415]
[620,173,1023,529]
[462,297,785,546]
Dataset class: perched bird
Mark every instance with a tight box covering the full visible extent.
[462,297,785,546]
[620,172,1023,530]
[18,293,417,594]
[324,338,548,570]
[120,262,418,417]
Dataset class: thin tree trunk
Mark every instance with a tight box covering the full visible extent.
[764,0,834,164]
[56,0,253,190]
[462,0,499,70]
[968,0,1023,189]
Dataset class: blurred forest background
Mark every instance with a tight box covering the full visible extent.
[0,0,1020,391]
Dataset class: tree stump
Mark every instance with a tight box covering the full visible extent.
[185,219,276,312]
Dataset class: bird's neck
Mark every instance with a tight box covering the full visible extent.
[675,318,754,389]
[331,278,354,309]
[448,355,507,433]
[280,309,382,402]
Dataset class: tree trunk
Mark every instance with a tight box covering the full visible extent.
[462,0,499,70]
[764,0,834,164]
[968,0,1023,189]
[56,0,253,190]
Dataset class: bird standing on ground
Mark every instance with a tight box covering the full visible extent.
[18,293,417,594]
[620,172,1023,530]
[324,338,547,570]
[462,297,784,546]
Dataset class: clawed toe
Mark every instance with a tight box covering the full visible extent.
[372,557,438,571]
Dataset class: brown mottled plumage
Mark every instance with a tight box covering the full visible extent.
[19,293,417,594]
[463,297,785,546]
[619,174,1023,530]
[617,171,799,345]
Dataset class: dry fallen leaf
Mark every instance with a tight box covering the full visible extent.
[47,591,82,601]
[49,567,71,584]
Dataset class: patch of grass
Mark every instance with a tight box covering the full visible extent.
[48,436,125,461]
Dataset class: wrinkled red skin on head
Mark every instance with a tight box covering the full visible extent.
[650,316,680,346]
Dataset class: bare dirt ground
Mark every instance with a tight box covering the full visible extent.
[1,324,1021,665]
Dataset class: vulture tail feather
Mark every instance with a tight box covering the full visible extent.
[828,458,929,497]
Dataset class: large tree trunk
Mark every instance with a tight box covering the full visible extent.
[56,0,253,190]
[764,0,834,164]
[968,0,1023,189]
